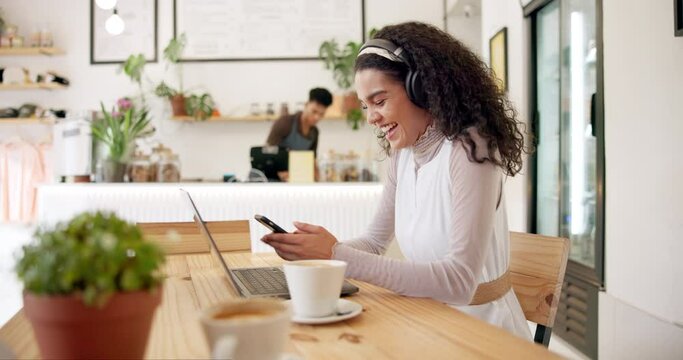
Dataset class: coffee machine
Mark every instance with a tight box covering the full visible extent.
[52,115,92,182]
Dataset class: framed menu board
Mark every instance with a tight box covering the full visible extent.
[173,0,365,61]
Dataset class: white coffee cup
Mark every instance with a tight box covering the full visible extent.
[283,260,347,318]
[199,298,290,360]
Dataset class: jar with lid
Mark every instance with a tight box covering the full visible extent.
[339,151,360,182]
[158,153,181,182]
[127,153,152,182]
[318,150,338,182]
[149,144,172,182]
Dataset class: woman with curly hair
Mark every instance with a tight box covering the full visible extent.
[262,22,531,339]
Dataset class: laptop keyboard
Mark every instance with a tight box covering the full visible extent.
[233,268,288,295]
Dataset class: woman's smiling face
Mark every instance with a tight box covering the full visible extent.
[355,69,431,150]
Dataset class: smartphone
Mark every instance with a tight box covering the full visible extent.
[254,214,288,233]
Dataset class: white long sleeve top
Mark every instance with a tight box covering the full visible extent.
[332,125,531,339]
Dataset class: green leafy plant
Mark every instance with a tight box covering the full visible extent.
[319,29,377,130]
[347,108,363,130]
[318,39,360,90]
[15,211,165,307]
[185,93,214,121]
[318,28,377,91]
[91,99,154,162]
[0,8,5,34]
[122,54,146,100]
[154,81,177,98]
[154,33,187,99]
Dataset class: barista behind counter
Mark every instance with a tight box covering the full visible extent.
[265,87,333,181]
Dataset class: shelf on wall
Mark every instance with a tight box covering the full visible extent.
[0,118,55,125]
[0,47,65,56]
[171,114,346,122]
[172,114,279,122]
[0,83,67,90]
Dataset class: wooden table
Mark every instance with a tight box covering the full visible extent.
[0,252,561,359]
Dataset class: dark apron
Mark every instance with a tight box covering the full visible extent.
[279,114,313,150]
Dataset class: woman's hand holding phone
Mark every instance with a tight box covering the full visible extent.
[259,219,338,261]
[254,214,288,233]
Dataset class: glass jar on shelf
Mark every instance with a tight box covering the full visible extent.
[149,144,172,182]
[338,151,360,182]
[318,150,338,182]
[127,154,152,182]
[158,153,181,182]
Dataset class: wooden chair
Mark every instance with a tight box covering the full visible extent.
[137,220,251,255]
[509,231,570,346]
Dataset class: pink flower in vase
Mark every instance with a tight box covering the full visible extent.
[117,97,133,111]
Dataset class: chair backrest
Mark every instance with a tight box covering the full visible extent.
[137,220,251,255]
[509,231,570,328]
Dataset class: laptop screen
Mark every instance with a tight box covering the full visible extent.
[180,189,243,294]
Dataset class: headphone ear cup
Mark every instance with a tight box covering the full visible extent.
[406,70,426,108]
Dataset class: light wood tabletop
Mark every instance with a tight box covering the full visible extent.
[0,252,562,359]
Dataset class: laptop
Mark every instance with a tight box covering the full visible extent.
[181,189,359,298]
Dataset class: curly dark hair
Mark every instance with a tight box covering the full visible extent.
[355,22,529,176]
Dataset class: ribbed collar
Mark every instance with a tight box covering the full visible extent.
[411,125,495,170]
[412,123,446,168]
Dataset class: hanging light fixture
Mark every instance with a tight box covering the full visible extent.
[105,8,125,36]
[95,0,117,10]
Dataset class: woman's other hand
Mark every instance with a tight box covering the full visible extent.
[261,222,338,260]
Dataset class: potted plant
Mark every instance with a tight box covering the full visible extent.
[154,34,189,116]
[15,211,165,359]
[185,92,215,121]
[319,29,377,130]
[91,98,154,182]
[318,38,363,129]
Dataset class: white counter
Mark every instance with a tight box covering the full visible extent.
[37,183,384,253]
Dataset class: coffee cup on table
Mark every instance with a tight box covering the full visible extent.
[199,298,290,360]
[283,260,347,318]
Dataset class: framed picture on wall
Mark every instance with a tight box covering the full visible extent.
[489,27,508,92]
[676,0,683,37]
[173,0,365,61]
[90,0,158,64]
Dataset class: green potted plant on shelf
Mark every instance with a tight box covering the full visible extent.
[15,211,165,359]
[154,33,190,116]
[91,97,154,182]
[319,29,376,130]
[318,38,363,129]
[184,92,215,121]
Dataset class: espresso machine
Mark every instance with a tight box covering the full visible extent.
[52,114,92,182]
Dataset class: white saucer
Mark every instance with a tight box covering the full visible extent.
[285,299,363,325]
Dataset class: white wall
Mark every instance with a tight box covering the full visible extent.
[447,14,482,56]
[601,0,683,357]
[0,0,444,180]
[481,0,530,232]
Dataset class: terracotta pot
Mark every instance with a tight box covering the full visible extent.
[23,288,162,359]
[341,91,361,114]
[170,95,187,116]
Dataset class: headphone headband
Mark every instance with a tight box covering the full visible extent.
[358,39,407,64]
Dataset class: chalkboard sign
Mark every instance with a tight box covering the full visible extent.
[173,0,365,61]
